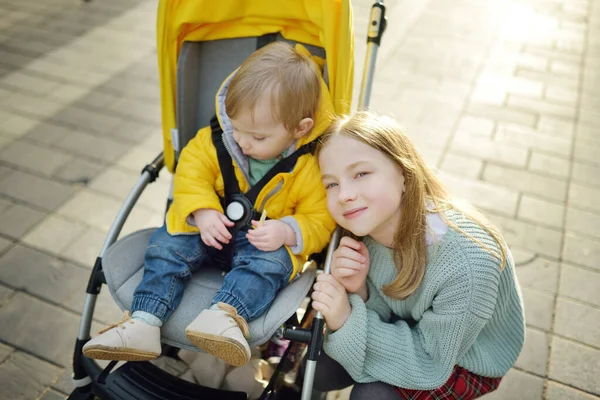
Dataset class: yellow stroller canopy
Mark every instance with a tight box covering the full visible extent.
[157,0,354,172]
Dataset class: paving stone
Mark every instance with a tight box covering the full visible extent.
[572,162,600,188]
[0,352,63,400]
[0,235,12,255]
[0,140,73,176]
[547,381,600,400]
[137,179,171,213]
[466,103,538,127]
[568,183,600,213]
[487,212,563,258]
[545,85,579,106]
[0,245,89,305]
[107,97,162,125]
[574,140,600,167]
[22,121,75,146]
[537,115,575,138]
[0,342,13,364]
[51,368,74,396]
[2,71,59,95]
[515,255,559,294]
[554,297,600,348]
[0,293,81,367]
[565,207,600,239]
[483,163,568,202]
[89,166,140,199]
[563,233,600,271]
[110,119,156,144]
[521,287,555,331]
[483,369,544,400]
[0,110,40,138]
[62,284,122,326]
[508,95,577,119]
[0,202,48,239]
[53,129,132,164]
[455,115,496,138]
[439,152,483,179]
[115,146,162,173]
[577,125,600,144]
[559,264,600,307]
[0,283,15,306]
[60,227,106,268]
[52,157,105,185]
[0,169,77,211]
[495,123,572,158]
[41,389,68,400]
[439,172,519,216]
[517,52,548,72]
[528,151,570,178]
[52,105,123,135]
[518,194,565,229]
[451,134,529,168]
[517,69,579,90]
[548,336,600,395]
[3,92,65,119]
[119,205,164,238]
[55,189,122,233]
[514,327,548,376]
[22,214,87,255]
[46,83,89,105]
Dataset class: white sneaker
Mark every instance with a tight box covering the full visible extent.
[185,302,251,367]
[83,312,161,361]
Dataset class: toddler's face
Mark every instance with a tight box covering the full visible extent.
[319,135,406,245]
[230,92,294,161]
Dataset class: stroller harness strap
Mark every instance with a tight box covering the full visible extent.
[210,115,317,220]
[209,115,317,268]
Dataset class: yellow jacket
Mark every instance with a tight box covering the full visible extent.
[166,62,336,276]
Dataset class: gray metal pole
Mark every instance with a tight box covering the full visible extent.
[358,0,386,110]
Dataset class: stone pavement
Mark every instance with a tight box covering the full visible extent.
[0,0,598,399]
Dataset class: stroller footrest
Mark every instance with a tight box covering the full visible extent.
[92,361,247,400]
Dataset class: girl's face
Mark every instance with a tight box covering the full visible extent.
[319,135,406,246]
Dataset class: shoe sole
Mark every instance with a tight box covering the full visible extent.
[185,330,249,367]
[83,346,159,362]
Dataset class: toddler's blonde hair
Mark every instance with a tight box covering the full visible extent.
[225,41,321,132]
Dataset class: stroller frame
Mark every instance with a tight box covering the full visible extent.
[68,2,386,399]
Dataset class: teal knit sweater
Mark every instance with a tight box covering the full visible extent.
[323,210,525,390]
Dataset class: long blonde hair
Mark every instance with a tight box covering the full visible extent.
[318,111,507,299]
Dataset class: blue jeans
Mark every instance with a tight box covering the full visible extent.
[131,225,294,323]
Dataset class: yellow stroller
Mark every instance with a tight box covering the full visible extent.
[68,0,386,399]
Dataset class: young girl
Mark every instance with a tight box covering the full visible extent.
[311,111,525,399]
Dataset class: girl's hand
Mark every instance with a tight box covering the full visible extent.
[311,273,351,331]
[193,209,234,250]
[332,237,370,298]
[246,220,293,252]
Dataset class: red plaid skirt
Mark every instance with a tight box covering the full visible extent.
[395,365,502,400]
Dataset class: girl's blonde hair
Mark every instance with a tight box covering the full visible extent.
[318,111,507,300]
[225,41,321,131]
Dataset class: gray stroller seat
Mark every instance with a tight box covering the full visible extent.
[101,35,327,351]
[103,228,316,351]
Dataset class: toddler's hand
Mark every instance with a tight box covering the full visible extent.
[193,209,234,250]
[311,273,351,331]
[246,219,290,252]
[332,236,370,297]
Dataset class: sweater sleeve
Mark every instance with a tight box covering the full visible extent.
[323,249,500,389]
